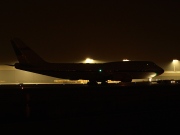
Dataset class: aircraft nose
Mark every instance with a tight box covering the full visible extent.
[157,68,164,75]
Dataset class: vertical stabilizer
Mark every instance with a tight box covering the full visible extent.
[11,38,46,65]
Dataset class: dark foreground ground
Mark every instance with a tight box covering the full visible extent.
[0,83,180,134]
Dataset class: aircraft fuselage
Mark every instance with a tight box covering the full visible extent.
[15,61,164,82]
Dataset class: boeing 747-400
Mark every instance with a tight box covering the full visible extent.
[11,38,164,85]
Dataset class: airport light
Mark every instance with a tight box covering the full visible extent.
[85,58,94,63]
[173,59,179,72]
[80,58,105,63]
[123,59,130,61]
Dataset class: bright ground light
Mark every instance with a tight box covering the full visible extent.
[85,58,94,63]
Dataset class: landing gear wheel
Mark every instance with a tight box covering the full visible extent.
[87,80,98,85]
[101,81,108,85]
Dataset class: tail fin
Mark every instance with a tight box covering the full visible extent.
[11,38,47,65]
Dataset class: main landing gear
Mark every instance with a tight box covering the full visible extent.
[120,78,132,83]
[87,80,98,85]
[87,80,108,85]
[101,81,108,85]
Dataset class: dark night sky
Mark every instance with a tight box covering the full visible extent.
[0,0,180,69]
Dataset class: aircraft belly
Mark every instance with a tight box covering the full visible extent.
[60,72,109,80]
[27,70,109,80]
[124,72,156,79]
[112,72,156,80]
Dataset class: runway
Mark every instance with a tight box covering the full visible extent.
[0,83,180,134]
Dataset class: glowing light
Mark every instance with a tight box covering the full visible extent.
[123,59,130,61]
[173,59,178,63]
[85,58,94,63]
[150,73,157,78]
[79,58,104,63]
[172,59,179,72]
[99,69,102,72]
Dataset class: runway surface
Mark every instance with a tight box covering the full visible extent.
[0,83,180,134]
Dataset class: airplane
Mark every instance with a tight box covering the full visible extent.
[10,38,164,85]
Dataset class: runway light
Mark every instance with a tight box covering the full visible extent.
[149,78,152,82]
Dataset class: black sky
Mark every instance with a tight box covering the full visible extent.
[0,0,180,68]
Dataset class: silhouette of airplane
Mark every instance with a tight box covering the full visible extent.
[11,38,164,85]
